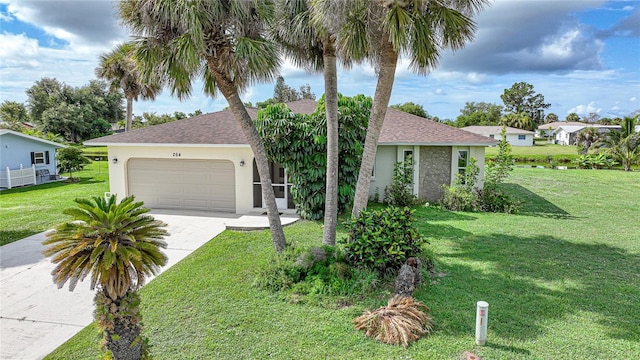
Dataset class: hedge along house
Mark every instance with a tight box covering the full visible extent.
[0,129,66,188]
[85,99,496,213]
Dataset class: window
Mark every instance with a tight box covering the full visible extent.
[489,134,495,139]
[457,150,468,176]
[31,151,49,165]
[518,134,526,140]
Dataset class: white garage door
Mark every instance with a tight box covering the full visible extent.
[127,158,235,212]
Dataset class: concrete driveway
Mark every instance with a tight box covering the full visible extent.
[0,211,298,360]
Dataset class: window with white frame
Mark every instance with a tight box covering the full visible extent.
[518,134,526,140]
[457,150,468,176]
[33,151,45,164]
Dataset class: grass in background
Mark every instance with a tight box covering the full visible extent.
[0,161,109,246]
[46,168,640,359]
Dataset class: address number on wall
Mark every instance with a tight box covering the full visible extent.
[172,152,181,157]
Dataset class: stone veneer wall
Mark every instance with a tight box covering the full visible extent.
[419,146,452,202]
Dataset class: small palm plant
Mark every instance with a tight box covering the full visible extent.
[43,195,168,359]
[353,295,434,347]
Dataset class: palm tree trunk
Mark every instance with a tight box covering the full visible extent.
[351,36,398,218]
[125,96,133,132]
[322,39,338,246]
[210,64,286,253]
[96,290,144,360]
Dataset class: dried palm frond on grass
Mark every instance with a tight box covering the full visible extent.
[353,295,434,347]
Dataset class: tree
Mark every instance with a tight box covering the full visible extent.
[391,102,428,118]
[454,101,502,127]
[56,146,91,180]
[598,116,640,171]
[582,112,600,123]
[499,112,535,131]
[485,127,513,186]
[0,101,30,131]
[96,42,162,132]
[43,195,168,359]
[270,0,341,245]
[25,77,65,124]
[337,0,489,217]
[575,127,602,155]
[500,82,550,125]
[545,113,559,123]
[566,112,580,122]
[119,0,286,253]
[273,76,301,102]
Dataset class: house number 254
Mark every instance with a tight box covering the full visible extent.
[172,152,181,157]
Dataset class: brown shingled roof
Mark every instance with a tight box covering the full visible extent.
[86,101,496,147]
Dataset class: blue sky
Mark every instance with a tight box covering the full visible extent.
[1,0,638,121]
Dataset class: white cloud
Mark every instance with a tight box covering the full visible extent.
[568,102,602,115]
[630,97,638,102]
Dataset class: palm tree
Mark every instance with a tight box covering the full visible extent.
[598,116,640,171]
[96,42,162,132]
[342,0,489,217]
[43,195,168,359]
[574,127,602,155]
[118,0,286,252]
[270,0,343,246]
[500,112,535,131]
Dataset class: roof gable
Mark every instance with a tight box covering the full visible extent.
[462,126,534,135]
[0,129,66,148]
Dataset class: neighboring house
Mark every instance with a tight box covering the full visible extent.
[0,129,66,188]
[462,126,535,146]
[553,124,622,146]
[85,100,496,213]
[536,121,586,138]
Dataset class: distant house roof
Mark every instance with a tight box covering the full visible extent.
[537,121,587,130]
[553,124,622,134]
[0,129,66,148]
[462,126,534,136]
[86,100,496,147]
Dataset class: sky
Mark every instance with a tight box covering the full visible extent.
[1,0,639,121]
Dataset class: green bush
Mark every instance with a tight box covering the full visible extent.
[440,184,477,212]
[383,158,420,207]
[341,207,427,275]
[476,186,519,214]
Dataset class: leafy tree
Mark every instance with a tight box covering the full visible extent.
[270,0,340,245]
[340,0,489,217]
[598,116,640,171]
[500,82,550,125]
[43,195,167,359]
[499,112,535,131]
[454,101,503,127]
[273,76,301,102]
[485,127,513,186]
[545,113,559,123]
[25,77,65,124]
[119,0,286,253]
[96,42,162,132]
[582,112,600,123]
[56,147,91,180]
[566,112,580,122]
[575,127,602,155]
[0,101,30,131]
[391,102,428,118]
[299,83,316,100]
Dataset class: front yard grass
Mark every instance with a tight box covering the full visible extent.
[45,168,640,359]
[0,161,109,246]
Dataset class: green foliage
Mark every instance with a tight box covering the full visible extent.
[383,158,419,206]
[56,147,91,179]
[0,100,30,131]
[574,153,618,169]
[453,101,503,127]
[485,127,514,186]
[500,82,550,125]
[341,207,427,275]
[566,112,580,122]
[390,102,428,118]
[257,94,370,219]
[500,112,535,131]
[440,183,477,212]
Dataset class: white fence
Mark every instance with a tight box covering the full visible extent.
[0,164,36,189]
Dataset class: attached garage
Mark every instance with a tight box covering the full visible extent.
[127,158,236,212]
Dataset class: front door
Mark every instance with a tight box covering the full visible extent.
[252,160,291,209]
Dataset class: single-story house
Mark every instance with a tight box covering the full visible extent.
[536,121,586,138]
[461,126,535,146]
[553,124,622,146]
[0,129,66,188]
[85,100,497,213]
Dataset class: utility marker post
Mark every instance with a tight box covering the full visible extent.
[475,301,489,345]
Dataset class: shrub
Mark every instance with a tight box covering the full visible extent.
[476,186,519,214]
[440,184,476,212]
[384,158,420,207]
[341,207,427,275]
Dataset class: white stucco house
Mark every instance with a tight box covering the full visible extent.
[462,126,535,146]
[0,129,66,189]
[535,121,586,138]
[553,124,622,146]
[85,100,496,214]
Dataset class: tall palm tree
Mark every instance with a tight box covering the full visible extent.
[270,0,344,246]
[341,0,489,217]
[43,195,168,359]
[598,116,640,171]
[574,127,602,155]
[118,0,286,252]
[96,42,162,132]
[500,112,535,131]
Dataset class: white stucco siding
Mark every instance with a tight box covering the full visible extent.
[369,146,396,200]
[0,133,60,174]
[450,146,486,189]
[505,134,534,146]
[105,145,255,213]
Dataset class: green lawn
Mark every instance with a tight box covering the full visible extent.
[0,161,109,246]
[45,168,640,359]
[485,140,576,157]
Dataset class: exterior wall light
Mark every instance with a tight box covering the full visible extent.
[239,160,245,166]
[112,158,118,164]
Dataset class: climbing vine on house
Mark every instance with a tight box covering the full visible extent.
[256,94,371,220]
